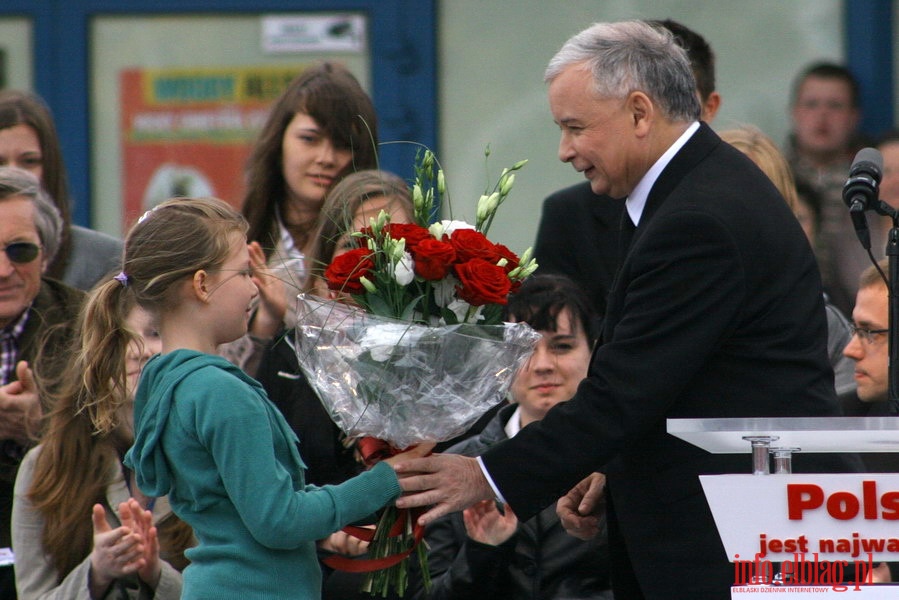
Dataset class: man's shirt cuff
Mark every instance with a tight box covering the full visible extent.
[476,455,506,504]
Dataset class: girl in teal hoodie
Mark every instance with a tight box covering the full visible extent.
[74,196,425,599]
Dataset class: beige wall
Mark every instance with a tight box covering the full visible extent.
[438,0,843,255]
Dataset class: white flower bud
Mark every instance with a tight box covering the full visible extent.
[359,276,377,294]
[499,173,515,197]
[413,184,425,210]
[390,252,415,286]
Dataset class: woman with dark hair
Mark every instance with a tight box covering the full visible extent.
[410,274,613,600]
[0,90,122,290]
[222,62,380,374]
[243,62,379,262]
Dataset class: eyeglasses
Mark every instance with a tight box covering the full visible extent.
[849,324,889,344]
[2,242,41,264]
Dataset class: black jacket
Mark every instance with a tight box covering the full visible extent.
[483,124,862,599]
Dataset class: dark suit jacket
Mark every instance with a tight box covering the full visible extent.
[482,124,859,599]
[533,182,624,319]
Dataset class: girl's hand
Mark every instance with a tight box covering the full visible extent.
[89,504,146,596]
[463,500,518,546]
[119,498,162,588]
[248,241,288,337]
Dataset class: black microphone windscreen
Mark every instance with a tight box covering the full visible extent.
[851,147,884,182]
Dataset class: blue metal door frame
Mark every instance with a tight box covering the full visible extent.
[2,0,436,227]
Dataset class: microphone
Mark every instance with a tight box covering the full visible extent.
[842,147,883,250]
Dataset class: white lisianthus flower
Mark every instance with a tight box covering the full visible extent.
[447,299,485,323]
[358,322,423,362]
[429,219,475,240]
[432,276,458,308]
[390,252,415,286]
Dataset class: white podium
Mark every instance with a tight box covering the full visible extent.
[667,416,899,455]
[667,417,899,597]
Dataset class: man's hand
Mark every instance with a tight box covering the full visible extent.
[0,361,41,444]
[556,472,606,540]
[393,454,494,526]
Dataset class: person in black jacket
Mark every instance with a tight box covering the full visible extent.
[410,274,611,600]
[533,18,720,324]
[395,21,861,599]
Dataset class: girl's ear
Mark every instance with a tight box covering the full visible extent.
[192,269,211,302]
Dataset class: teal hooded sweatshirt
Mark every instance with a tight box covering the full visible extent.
[125,350,401,599]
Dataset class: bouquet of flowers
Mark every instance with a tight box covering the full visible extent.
[294,148,539,596]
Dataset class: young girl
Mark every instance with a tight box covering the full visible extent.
[13,298,192,599]
[91,196,424,599]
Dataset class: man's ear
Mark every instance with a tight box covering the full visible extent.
[702,91,722,123]
[628,91,653,137]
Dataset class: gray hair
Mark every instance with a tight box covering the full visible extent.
[0,166,62,263]
[545,20,700,122]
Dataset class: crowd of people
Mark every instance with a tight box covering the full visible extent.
[0,14,894,600]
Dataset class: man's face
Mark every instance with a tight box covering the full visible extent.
[791,76,859,160]
[0,196,44,329]
[549,65,638,199]
[844,283,889,403]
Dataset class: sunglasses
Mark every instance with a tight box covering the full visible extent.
[2,242,41,264]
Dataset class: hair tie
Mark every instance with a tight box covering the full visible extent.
[114,272,130,287]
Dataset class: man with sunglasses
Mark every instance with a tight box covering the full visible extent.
[0,166,83,596]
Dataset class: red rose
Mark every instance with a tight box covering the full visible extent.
[412,238,457,280]
[454,258,512,306]
[384,223,432,250]
[324,248,375,294]
[449,229,497,263]
[493,243,520,273]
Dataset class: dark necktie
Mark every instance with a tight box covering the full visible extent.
[619,208,636,257]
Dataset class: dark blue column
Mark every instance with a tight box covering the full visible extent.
[846,0,894,139]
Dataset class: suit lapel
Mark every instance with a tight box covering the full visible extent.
[639,122,721,228]
[600,123,722,346]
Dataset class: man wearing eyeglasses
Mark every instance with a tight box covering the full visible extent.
[0,166,83,595]
[841,257,898,583]
[843,259,891,408]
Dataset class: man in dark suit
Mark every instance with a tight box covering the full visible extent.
[533,19,721,320]
[394,20,857,599]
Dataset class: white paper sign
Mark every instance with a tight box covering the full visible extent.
[701,473,899,565]
[261,14,366,53]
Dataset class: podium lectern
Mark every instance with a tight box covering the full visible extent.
[667,417,899,598]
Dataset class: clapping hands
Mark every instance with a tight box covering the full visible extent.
[0,361,41,445]
[89,499,161,596]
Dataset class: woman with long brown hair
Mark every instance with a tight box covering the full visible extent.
[222,62,380,375]
[12,290,193,599]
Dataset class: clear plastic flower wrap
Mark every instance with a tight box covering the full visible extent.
[294,293,540,448]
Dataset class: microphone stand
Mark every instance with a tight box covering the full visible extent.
[873,200,899,413]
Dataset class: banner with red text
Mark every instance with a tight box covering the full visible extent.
[119,65,306,230]
[702,474,899,564]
